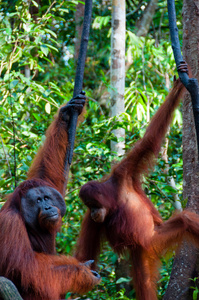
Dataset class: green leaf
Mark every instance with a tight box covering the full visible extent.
[33,113,41,121]
[32,0,39,7]
[44,29,57,38]
[193,289,198,300]
[10,80,19,89]
[5,27,12,35]
[40,45,49,56]
[116,277,131,284]
[3,74,10,81]
[35,36,42,45]
[44,44,58,52]
[45,103,51,114]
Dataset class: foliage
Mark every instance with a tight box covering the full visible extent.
[0,0,184,299]
[0,0,77,195]
[190,277,199,300]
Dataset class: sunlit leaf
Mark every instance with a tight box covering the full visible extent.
[45,103,51,114]
[40,45,49,56]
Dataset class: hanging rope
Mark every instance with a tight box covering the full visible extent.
[167,0,199,160]
[64,0,93,182]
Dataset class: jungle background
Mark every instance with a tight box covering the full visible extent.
[0,0,193,299]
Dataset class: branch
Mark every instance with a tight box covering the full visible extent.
[136,0,159,37]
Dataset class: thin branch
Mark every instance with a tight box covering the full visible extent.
[161,134,182,211]
[87,96,105,115]
[40,0,56,21]
[126,0,143,18]
[9,93,17,189]
[0,135,12,177]
[6,39,19,74]
[65,186,81,197]
[147,178,174,203]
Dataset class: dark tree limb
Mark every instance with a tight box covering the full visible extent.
[167,0,199,160]
[64,0,92,180]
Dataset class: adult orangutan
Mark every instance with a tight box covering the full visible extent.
[75,64,199,300]
[0,93,100,300]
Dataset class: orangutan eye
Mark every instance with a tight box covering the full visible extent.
[37,198,41,203]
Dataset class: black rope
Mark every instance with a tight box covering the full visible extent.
[64,0,93,179]
[167,0,199,160]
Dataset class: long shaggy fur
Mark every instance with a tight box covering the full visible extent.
[27,115,68,196]
[75,79,199,300]
[0,107,99,300]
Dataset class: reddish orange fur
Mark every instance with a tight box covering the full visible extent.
[75,79,199,299]
[0,107,99,300]
[27,115,68,196]
[27,108,85,196]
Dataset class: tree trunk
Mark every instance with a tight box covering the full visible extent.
[125,0,159,72]
[110,0,125,156]
[110,0,130,292]
[164,0,199,299]
[135,0,159,37]
[115,258,133,297]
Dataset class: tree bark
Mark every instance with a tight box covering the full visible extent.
[125,0,159,73]
[135,0,159,37]
[115,258,133,297]
[164,0,199,299]
[110,0,126,156]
